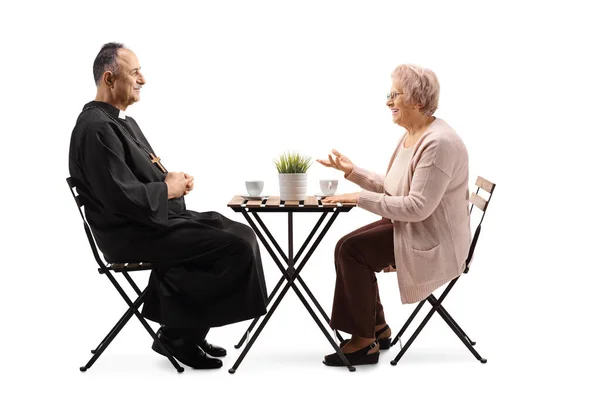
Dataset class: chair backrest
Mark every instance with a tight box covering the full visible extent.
[465,176,496,272]
[66,177,107,270]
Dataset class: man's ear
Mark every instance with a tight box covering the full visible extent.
[103,71,114,87]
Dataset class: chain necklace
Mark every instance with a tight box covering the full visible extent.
[82,105,167,173]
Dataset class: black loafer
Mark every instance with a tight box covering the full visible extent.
[339,324,392,350]
[152,328,222,369]
[323,341,379,367]
[199,339,227,358]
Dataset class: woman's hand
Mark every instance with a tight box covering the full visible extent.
[317,149,354,175]
[321,192,360,204]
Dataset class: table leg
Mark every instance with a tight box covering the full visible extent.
[253,211,343,342]
[229,209,354,372]
[234,274,285,349]
[235,211,340,347]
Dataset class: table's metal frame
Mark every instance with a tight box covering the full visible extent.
[227,197,356,373]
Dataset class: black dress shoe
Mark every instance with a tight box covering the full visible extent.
[152,328,222,369]
[339,324,392,350]
[199,339,227,358]
[323,341,379,367]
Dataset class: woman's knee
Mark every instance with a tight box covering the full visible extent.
[338,236,368,266]
[334,237,345,261]
[335,230,359,261]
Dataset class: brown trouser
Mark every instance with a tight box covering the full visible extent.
[330,219,395,338]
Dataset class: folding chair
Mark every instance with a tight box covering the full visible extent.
[388,176,496,365]
[66,177,184,373]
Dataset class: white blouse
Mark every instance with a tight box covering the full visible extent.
[384,138,415,196]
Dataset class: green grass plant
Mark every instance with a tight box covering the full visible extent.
[274,151,313,173]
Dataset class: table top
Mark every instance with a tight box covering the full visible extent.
[227,195,357,212]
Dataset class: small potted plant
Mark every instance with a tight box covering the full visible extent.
[274,151,313,201]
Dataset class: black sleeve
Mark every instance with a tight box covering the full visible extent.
[79,123,169,227]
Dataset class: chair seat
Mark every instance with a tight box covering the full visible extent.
[99,262,154,274]
[383,265,397,273]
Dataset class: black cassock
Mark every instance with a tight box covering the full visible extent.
[69,101,267,329]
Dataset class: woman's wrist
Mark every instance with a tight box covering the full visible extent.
[343,165,354,177]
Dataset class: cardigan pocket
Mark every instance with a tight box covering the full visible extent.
[405,221,441,252]
[406,244,442,282]
[408,242,440,252]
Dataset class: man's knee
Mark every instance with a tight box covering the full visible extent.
[227,234,254,259]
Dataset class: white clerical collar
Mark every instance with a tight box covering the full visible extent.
[118,110,127,120]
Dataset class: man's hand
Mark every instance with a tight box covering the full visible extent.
[316,149,354,175]
[183,173,194,195]
[321,192,360,204]
[165,172,189,199]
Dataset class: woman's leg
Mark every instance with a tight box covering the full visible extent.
[330,219,395,350]
[374,286,390,339]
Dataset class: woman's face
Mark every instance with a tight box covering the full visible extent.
[386,79,417,127]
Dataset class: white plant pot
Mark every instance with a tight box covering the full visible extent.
[278,173,308,201]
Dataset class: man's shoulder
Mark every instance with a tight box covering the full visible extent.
[73,109,119,139]
[124,115,142,131]
[76,107,110,127]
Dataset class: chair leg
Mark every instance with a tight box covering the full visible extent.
[132,307,185,372]
[91,308,133,354]
[81,286,184,373]
[390,301,438,365]
[390,298,477,348]
[426,298,486,363]
[80,307,136,371]
[390,300,426,347]
[435,302,476,345]
[391,294,487,365]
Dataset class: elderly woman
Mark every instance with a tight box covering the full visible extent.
[317,64,470,366]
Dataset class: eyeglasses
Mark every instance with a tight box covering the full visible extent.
[386,91,403,101]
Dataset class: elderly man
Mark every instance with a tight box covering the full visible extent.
[68,42,267,369]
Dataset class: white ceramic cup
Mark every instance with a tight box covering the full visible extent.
[319,179,338,196]
[245,180,264,196]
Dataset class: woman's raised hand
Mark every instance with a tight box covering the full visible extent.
[316,149,354,175]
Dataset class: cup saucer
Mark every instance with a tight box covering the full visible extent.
[314,193,335,198]
[241,195,268,200]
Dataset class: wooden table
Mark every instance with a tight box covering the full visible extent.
[227,195,357,210]
[227,195,357,373]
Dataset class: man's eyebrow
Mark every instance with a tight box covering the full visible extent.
[130,67,141,73]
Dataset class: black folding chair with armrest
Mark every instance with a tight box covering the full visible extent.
[66,177,184,373]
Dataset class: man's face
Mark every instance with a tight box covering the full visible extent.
[112,49,146,108]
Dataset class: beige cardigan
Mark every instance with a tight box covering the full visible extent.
[346,118,471,304]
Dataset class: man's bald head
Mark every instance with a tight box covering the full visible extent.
[93,42,125,87]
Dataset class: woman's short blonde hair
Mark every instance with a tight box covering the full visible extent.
[391,64,440,116]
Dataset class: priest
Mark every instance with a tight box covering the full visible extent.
[68,43,268,369]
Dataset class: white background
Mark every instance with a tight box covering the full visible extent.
[1,0,599,398]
